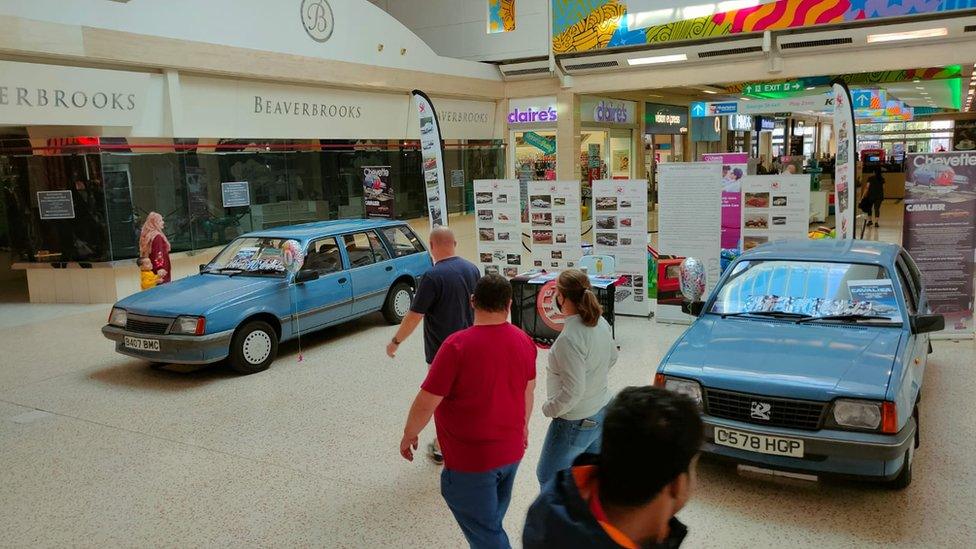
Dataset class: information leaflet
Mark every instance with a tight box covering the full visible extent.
[657,164,721,323]
[528,180,582,271]
[474,179,525,278]
[739,175,810,251]
[592,179,650,317]
[902,152,976,339]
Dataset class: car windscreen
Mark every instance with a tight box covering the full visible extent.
[708,260,903,325]
[206,237,289,277]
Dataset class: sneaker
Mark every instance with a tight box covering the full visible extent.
[427,442,444,465]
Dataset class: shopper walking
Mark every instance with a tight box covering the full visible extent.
[399,274,537,549]
[139,212,171,283]
[523,386,703,549]
[536,269,617,487]
[862,166,886,228]
[387,226,480,464]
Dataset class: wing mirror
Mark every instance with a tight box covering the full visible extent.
[911,314,944,335]
[294,270,320,284]
[679,257,707,315]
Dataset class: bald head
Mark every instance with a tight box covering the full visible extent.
[428,226,457,262]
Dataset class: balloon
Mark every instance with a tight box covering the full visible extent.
[282,239,305,273]
[679,257,706,302]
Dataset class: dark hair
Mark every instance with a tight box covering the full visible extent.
[557,269,602,327]
[473,273,512,313]
[599,386,704,507]
[137,257,150,267]
[874,166,883,179]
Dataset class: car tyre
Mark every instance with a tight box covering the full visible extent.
[228,320,278,375]
[382,282,414,324]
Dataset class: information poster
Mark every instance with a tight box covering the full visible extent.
[739,175,810,251]
[528,180,582,270]
[362,166,394,218]
[592,179,650,317]
[221,181,251,208]
[903,152,976,338]
[702,153,748,253]
[474,179,525,278]
[657,164,722,323]
[37,190,75,220]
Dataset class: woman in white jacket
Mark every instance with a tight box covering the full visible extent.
[536,269,618,486]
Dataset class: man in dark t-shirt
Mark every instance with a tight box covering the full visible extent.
[387,226,480,463]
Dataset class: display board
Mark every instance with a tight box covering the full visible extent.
[528,180,582,270]
[739,175,811,251]
[37,190,75,220]
[592,179,650,317]
[903,152,976,339]
[657,164,722,323]
[362,166,393,218]
[702,153,748,254]
[221,181,250,208]
[474,179,525,278]
[833,82,856,239]
[412,90,449,228]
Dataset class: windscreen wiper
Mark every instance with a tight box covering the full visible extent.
[796,314,892,324]
[719,311,812,320]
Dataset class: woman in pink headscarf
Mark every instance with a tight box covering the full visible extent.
[139,212,171,283]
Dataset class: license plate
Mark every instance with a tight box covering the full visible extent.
[714,427,804,458]
[124,336,160,352]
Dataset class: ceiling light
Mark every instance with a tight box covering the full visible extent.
[741,97,751,101]
[866,28,948,43]
[921,92,929,95]
[916,86,925,90]
[627,53,688,66]
[913,79,921,83]
[806,86,815,90]
[702,89,717,94]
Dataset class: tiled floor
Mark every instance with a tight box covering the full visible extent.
[1,203,974,547]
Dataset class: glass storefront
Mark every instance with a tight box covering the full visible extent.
[0,139,504,264]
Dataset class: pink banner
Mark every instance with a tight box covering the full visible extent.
[702,154,748,250]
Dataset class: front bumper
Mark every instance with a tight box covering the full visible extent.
[701,415,916,481]
[102,325,234,364]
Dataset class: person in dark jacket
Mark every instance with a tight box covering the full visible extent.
[861,166,886,228]
[523,386,703,549]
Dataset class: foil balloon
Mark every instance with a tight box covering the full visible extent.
[282,239,305,273]
[679,257,706,302]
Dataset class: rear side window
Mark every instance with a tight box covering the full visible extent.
[381,225,426,257]
[344,233,375,268]
[304,237,343,274]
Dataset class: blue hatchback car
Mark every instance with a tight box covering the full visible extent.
[656,240,944,488]
[103,220,432,374]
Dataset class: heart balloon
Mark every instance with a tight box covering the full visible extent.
[679,257,706,302]
[282,239,305,273]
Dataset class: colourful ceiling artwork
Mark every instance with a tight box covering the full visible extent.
[488,0,516,34]
[552,0,976,54]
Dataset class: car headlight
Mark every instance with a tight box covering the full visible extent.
[661,376,703,406]
[171,316,206,335]
[108,308,127,328]
[832,399,882,430]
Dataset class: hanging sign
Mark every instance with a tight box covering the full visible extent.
[412,90,449,228]
[523,131,557,155]
[743,81,804,94]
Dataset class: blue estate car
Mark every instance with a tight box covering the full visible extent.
[102,220,432,374]
[657,240,944,488]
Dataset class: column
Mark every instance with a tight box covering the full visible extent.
[555,91,580,181]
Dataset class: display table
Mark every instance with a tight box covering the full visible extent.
[510,271,619,347]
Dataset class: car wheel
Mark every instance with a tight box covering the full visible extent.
[228,320,278,375]
[382,282,414,324]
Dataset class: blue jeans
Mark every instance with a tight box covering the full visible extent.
[441,462,520,549]
[536,406,607,487]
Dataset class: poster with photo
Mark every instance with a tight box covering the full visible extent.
[740,175,810,252]
[657,164,722,323]
[474,179,525,278]
[592,179,650,317]
[902,152,976,338]
[528,180,582,270]
[701,153,747,254]
[362,166,393,218]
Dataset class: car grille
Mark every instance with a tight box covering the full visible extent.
[126,317,172,335]
[704,388,826,431]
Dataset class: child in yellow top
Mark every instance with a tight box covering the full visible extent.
[139,257,163,290]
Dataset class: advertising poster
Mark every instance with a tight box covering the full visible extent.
[740,175,810,251]
[412,90,449,228]
[833,82,856,239]
[362,166,394,218]
[903,152,976,338]
[702,153,748,253]
[474,179,525,278]
[848,280,904,325]
[592,179,650,317]
[657,164,722,323]
[528,180,582,270]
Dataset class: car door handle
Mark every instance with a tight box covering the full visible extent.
[385,266,393,272]
[338,277,347,284]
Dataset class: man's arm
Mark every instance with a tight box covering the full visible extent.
[387,311,424,358]
[524,379,536,448]
[400,389,444,461]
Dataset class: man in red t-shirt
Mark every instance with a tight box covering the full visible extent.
[399,274,537,548]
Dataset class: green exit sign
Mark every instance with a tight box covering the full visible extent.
[743,81,805,94]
